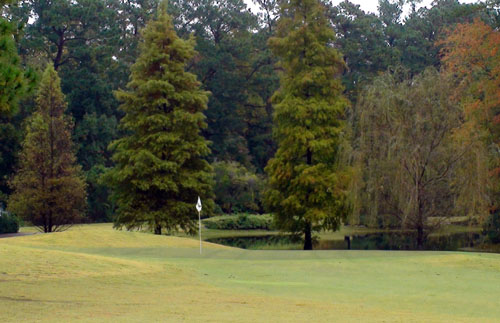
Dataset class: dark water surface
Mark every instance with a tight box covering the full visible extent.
[207,232,483,251]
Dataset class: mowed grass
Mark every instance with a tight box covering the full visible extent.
[1,224,500,322]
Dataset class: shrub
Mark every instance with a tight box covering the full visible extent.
[203,214,274,230]
[0,212,19,234]
[483,211,500,244]
[213,161,264,214]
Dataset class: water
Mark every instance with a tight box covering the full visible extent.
[207,235,301,249]
[207,232,483,251]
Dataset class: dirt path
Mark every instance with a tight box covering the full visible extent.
[0,232,36,239]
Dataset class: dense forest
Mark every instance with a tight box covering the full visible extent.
[1,0,499,248]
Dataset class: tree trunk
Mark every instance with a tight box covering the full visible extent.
[154,224,162,235]
[53,29,65,71]
[417,225,424,250]
[47,210,52,233]
[304,221,312,250]
[303,148,313,250]
[416,197,424,249]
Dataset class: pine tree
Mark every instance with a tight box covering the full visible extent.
[104,0,214,235]
[0,0,30,117]
[8,65,86,232]
[0,0,24,116]
[0,0,36,204]
[264,0,351,250]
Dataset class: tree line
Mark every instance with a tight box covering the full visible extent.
[0,0,499,249]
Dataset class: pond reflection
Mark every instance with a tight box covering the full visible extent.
[207,232,483,251]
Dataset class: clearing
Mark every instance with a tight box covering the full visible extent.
[0,224,499,322]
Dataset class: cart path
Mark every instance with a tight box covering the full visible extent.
[0,232,37,238]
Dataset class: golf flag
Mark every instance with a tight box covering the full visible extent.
[196,196,202,212]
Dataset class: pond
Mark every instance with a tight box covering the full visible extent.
[206,231,484,251]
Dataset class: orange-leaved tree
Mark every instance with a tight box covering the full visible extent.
[439,19,500,211]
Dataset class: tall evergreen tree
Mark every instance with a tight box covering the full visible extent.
[0,0,31,116]
[8,0,124,221]
[327,1,393,102]
[0,0,34,204]
[170,0,269,169]
[8,65,86,232]
[265,0,351,250]
[104,0,214,235]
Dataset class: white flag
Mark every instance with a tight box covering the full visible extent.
[196,196,202,212]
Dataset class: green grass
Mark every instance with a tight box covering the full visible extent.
[2,223,500,322]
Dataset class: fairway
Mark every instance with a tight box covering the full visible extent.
[1,224,499,322]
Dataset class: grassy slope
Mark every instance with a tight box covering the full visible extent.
[1,224,499,322]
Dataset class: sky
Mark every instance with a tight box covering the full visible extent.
[245,0,481,15]
[327,0,479,14]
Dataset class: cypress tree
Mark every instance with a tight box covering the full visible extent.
[104,0,214,235]
[265,0,351,250]
[8,65,86,232]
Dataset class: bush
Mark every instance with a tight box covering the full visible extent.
[0,212,19,234]
[483,211,500,244]
[203,214,274,230]
[213,161,264,214]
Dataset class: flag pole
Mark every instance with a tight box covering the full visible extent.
[196,196,202,255]
[198,209,202,254]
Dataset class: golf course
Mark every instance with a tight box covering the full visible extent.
[1,224,499,322]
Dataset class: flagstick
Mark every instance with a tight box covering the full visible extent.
[198,210,202,255]
[196,196,202,255]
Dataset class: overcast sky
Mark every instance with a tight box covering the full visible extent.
[329,0,479,14]
[245,0,481,15]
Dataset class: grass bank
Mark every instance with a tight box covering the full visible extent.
[2,223,499,322]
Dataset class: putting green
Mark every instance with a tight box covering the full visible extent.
[1,224,499,322]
